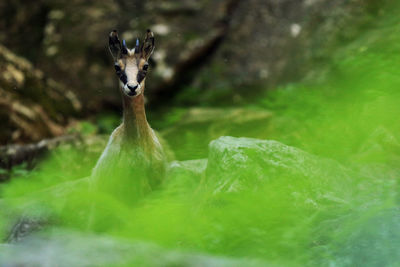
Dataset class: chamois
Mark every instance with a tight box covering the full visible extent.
[90,29,167,202]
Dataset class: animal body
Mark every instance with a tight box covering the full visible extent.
[5,30,167,242]
[91,30,167,202]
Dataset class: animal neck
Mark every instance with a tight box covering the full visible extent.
[121,88,152,143]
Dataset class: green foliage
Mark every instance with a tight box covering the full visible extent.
[151,108,186,130]
[96,113,121,134]
[0,145,99,199]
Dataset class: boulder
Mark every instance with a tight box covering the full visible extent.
[205,136,352,193]
[165,159,207,192]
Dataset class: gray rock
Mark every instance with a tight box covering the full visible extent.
[165,159,207,193]
[205,136,352,193]
[0,230,269,267]
[329,209,400,267]
[167,159,207,180]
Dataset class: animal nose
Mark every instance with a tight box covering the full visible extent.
[127,84,138,91]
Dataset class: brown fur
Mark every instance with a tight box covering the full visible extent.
[90,30,166,202]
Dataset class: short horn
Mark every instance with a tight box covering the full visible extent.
[121,39,128,54]
[135,38,140,53]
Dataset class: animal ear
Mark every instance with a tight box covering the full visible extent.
[108,30,121,60]
[141,29,155,60]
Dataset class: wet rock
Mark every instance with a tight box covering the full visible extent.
[205,136,352,193]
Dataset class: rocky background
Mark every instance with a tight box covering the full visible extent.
[0,0,384,144]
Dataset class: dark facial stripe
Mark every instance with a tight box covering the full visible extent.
[114,63,128,84]
[114,63,147,85]
[137,70,147,84]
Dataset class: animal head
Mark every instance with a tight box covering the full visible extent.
[108,29,155,97]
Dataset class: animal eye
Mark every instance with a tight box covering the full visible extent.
[143,63,149,71]
[114,63,122,75]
